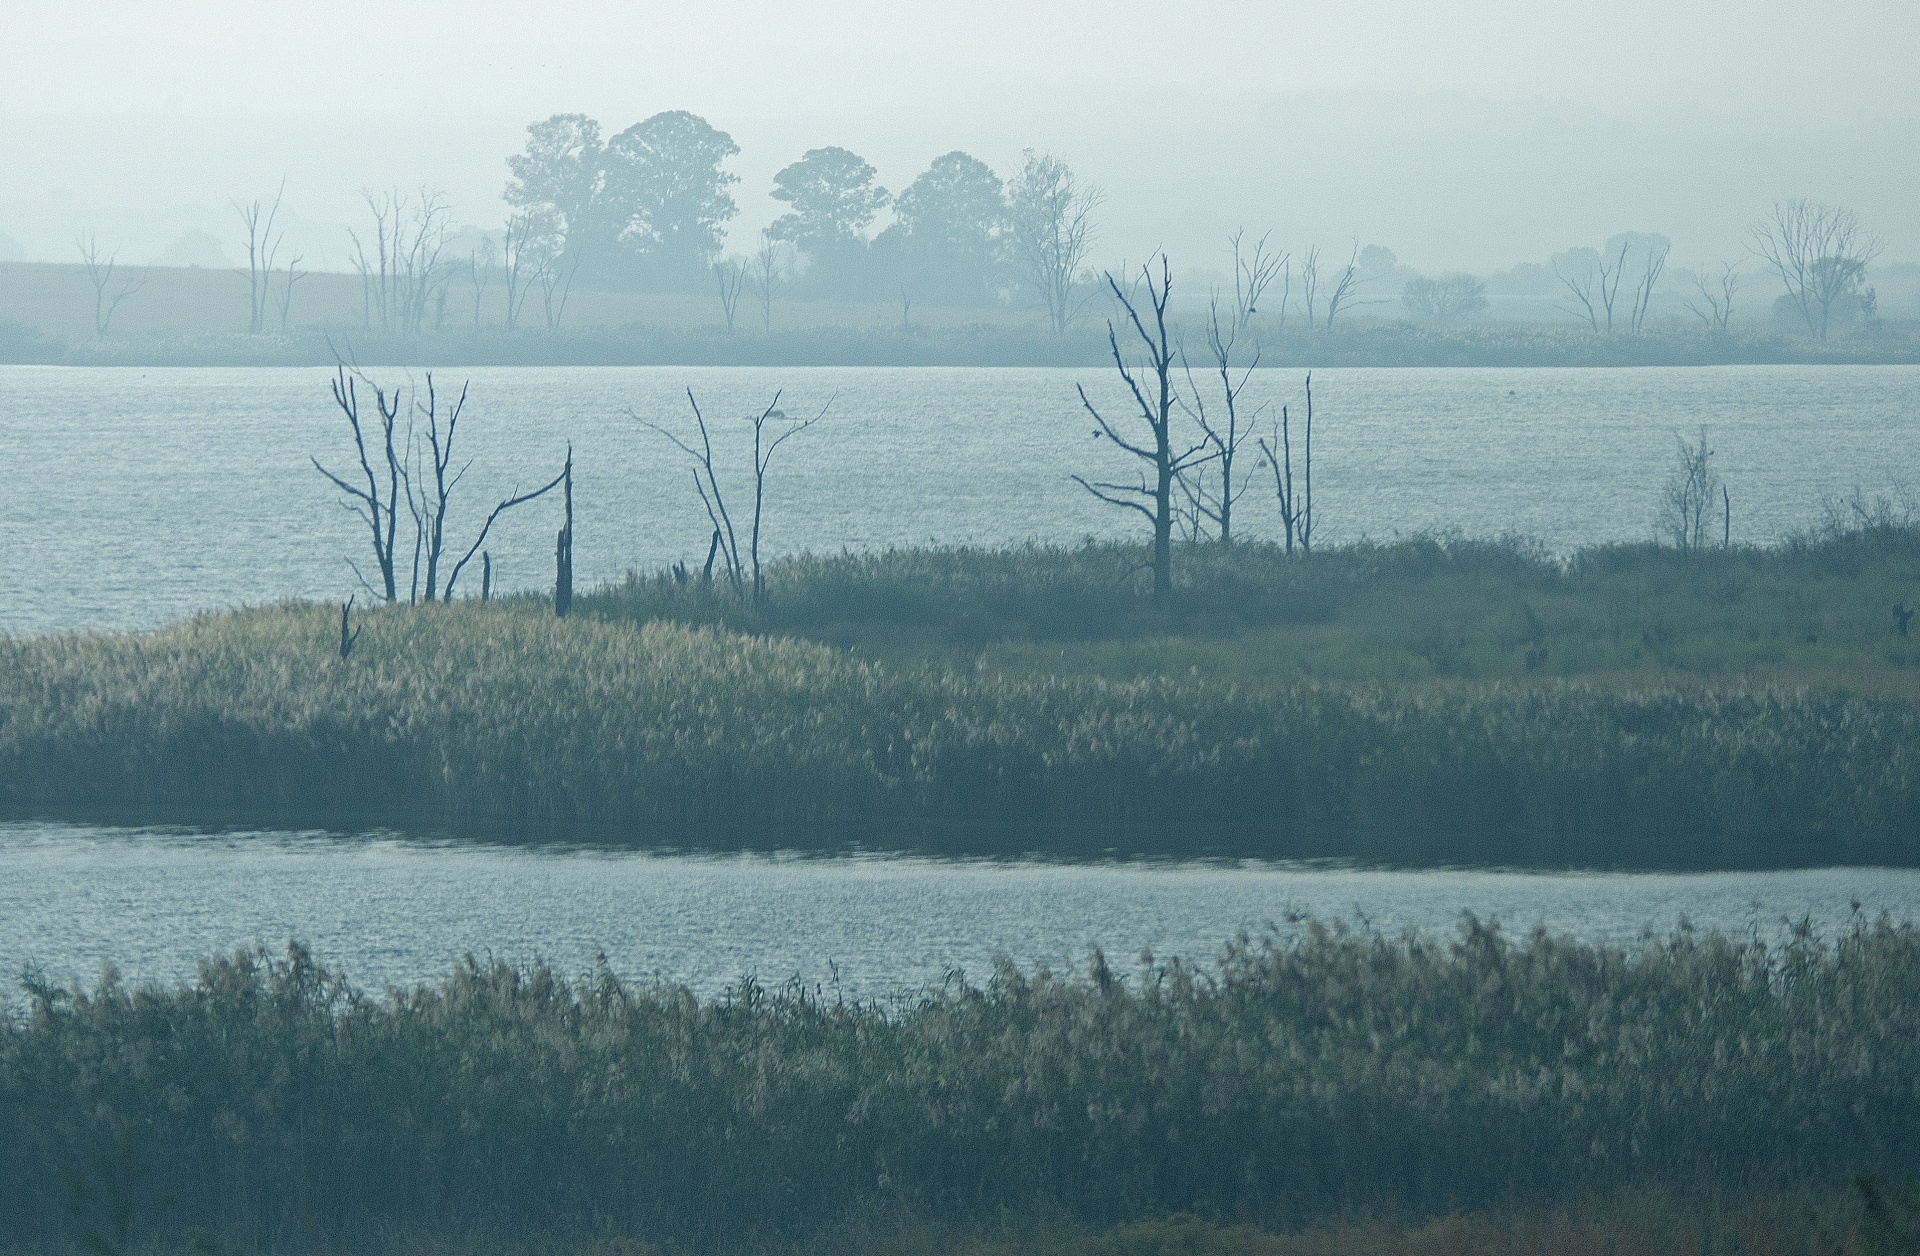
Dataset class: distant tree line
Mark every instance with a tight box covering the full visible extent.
[52,122,1896,345]
[500,111,1105,322]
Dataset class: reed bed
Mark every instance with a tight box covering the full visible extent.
[588,530,1920,683]
[4,920,1917,1250]
[2,599,1918,863]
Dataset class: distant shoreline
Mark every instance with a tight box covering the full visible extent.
[7,323,1920,369]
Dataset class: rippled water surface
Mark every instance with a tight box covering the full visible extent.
[3,364,1916,635]
[4,822,1915,1000]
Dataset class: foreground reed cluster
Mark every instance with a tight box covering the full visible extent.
[5,920,1918,1250]
[2,595,1917,863]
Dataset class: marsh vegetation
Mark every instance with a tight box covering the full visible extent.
[4,521,1920,864]
[5,917,1918,1252]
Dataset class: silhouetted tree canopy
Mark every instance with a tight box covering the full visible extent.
[603,111,741,289]
[877,150,1007,305]
[768,146,890,272]
[504,114,611,266]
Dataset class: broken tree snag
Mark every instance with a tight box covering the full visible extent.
[440,457,568,599]
[1302,372,1315,552]
[554,445,574,619]
[339,596,363,660]
[481,552,492,601]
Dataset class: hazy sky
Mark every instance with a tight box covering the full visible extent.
[2,0,1916,271]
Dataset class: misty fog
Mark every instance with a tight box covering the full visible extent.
[2,0,1914,281]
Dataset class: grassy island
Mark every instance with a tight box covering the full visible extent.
[4,528,1919,866]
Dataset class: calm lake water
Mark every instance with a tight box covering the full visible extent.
[2,364,1916,636]
[3,822,1915,1000]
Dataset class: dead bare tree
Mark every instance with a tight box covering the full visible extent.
[1321,242,1371,329]
[535,249,583,331]
[74,233,147,337]
[1297,246,1321,329]
[1074,255,1214,601]
[1256,373,1316,554]
[348,188,455,336]
[398,375,470,602]
[633,389,830,605]
[1230,229,1287,331]
[233,179,287,334]
[714,258,746,332]
[313,364,566,603]
[1008,150,1104,335]
[1628,238,1671,334]
[312,366,404,601]
[1750,199,1881,340]
[338,597,362,660]
[467,239,496,333]
[1660,427,1720,552]
[1556,240,1631,334]
[750,232,787,332]
[641,393,742,598]
[743,396,828,604]
[1178,293,1262,545]
[553,447,574,618]
[1684,261,1742,332]
[501,214,540,331]
[276,252,306,334]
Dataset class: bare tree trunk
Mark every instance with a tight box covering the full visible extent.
[313,367,404,600]
[749,395,826,605]
[276,254,306,334]
[75,233,147,338]
[233,180,287,334]
[1297,247,1322,329]
[751,234,785,333]
[349,188,453,336]
[715,259,746,332]
[1179,293,1259,544]
[1230,229,1287,331]
[555,447,574,618]
[637,390,826,605]
[1684,262,1741,332]
[1322,243,1370,329]
[1629,241,1671,334]
[502,215,536,332]
[1301,373,1315,551]
[1073,256,1212,603]
[338,597,362,659]
[1258,402,1296,553]
[1008,151,1104,335]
